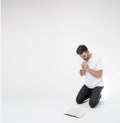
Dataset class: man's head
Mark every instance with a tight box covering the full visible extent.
[76,45,90,61]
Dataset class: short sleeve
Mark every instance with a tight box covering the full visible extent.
[95,57,103,70]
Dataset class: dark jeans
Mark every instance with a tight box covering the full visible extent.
[76,85,103,108]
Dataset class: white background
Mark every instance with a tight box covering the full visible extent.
[1,0,120,123]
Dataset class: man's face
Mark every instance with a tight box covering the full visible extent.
[80,52,89,61]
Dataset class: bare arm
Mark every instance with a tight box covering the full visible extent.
[86,69,103,78]
[81,61,103,78]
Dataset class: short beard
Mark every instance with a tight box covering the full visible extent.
[84,56,89,61]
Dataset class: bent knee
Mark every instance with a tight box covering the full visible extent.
[89,100,98,108]
[76,97,83,104]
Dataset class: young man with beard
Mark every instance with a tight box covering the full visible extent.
[76,45,104,108]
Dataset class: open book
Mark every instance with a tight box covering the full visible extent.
[64,107,86,119]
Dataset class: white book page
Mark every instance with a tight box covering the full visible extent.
[64,107,87,119]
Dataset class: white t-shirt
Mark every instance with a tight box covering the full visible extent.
[83,54,104,88]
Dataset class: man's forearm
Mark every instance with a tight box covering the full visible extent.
[86,68,103,78]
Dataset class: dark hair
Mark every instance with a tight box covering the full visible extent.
[76,45,88,55]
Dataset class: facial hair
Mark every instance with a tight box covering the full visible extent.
[84,54,89,61]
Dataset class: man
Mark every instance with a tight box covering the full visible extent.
[76,45,104,108]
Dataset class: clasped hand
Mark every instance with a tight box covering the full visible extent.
[81,61,89,71]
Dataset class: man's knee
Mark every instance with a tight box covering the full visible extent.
[89,100,98,108]
[76,97,83,104]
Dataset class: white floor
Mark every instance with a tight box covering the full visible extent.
[1,76,120,123]
[1,91,120,123]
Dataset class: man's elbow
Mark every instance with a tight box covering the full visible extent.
[97,74,102,78]
[97,70,103,78]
